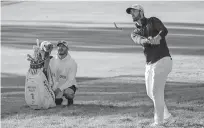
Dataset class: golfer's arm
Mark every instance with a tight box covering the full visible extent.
[59,63,77,91]
[131,32,150,46]
[153,17,168,38]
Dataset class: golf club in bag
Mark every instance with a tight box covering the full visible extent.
[25,39,56,109]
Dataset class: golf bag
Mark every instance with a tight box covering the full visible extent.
[25,39,56,109]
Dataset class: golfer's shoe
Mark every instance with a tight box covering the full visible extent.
[164,114,173,123]
[150,114,173,127]
[150,122,164,127]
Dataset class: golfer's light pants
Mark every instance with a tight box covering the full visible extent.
[145,57,172,123]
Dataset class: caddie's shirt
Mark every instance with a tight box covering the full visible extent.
[49,54,77,91]
[131,17,171,64]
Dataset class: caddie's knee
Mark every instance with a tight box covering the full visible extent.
[64,85,77,100]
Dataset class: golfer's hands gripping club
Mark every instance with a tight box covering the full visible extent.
[148,31,162,45]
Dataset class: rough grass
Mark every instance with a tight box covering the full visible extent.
[1,74,204,128]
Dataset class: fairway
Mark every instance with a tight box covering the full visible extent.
[1,1,204,128]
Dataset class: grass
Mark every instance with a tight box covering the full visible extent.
[1,75,204,128]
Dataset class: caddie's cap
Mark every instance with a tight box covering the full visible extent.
[57,40,69,48]
[126,4,144,14]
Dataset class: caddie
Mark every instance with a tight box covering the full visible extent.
[49,40,77,106]
[126,4,173,126]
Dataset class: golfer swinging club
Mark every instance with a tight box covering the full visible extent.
[126,4,173,126]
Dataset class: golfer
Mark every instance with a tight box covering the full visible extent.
[126,4,173,126]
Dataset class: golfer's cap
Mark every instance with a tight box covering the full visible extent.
[126,4,144,14]
[57,40,68,48]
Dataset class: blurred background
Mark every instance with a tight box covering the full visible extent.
[1,1,204,78]
[2,1,204,24]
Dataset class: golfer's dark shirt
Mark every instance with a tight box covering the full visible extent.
[133,17,171,64]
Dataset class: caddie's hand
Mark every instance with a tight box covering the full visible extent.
[54,88,62,96]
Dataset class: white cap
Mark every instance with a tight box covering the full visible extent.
[126,4,144,14]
